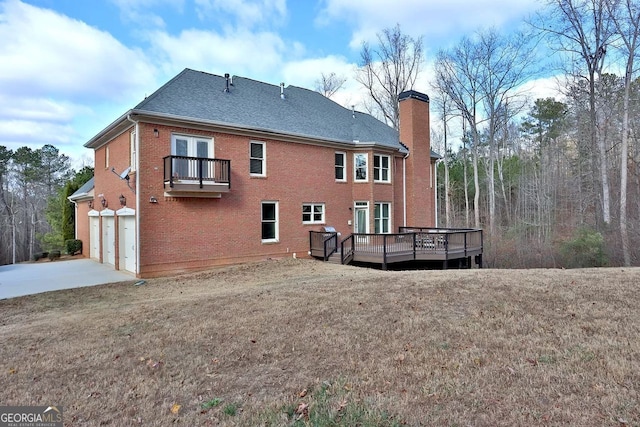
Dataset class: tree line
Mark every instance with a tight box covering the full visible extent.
[0,144,92,265]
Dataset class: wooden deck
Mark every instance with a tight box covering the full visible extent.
[310,227,483,269]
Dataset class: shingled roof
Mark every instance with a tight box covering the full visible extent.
[135,69,403,150]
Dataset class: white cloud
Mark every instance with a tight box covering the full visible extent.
[0,119,77,146]
[0,0,159,159]
[519,75,566,102]
[109,0,185,27]
[194,0,286,29]
[0,0,155,101]
[147,27,295,81]
[318,0,541,49]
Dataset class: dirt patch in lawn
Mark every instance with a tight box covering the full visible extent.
[1,259,639,426]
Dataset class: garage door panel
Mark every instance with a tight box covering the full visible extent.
[102,217,115,266]
[118,216,136,274]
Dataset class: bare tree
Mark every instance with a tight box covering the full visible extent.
[431,91,456,227]
[535,0,615,225]
[314,72,347,99]
[434,35,485,229]
[356,24,423,129]
[606,0,640,266]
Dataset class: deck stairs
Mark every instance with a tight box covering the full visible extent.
[326,249,343,264]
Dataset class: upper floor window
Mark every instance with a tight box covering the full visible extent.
[354,153,368,182]
[335,152,346,181]
[105,146,110,169]
[374,154,390,182]
[302,203,325,224]
[130,131,136,172]
[261,201,278,242]
[250,141,266,176]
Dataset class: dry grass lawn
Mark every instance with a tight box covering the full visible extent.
[1,259,639,426]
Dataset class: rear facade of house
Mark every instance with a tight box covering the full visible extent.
[72,69,436,277]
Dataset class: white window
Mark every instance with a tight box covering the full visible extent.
[250,141,266,176]
[374,202,391,233]
[105,146,110,168]
[374,154,390,182]
[261,201,278,242]
[335,152,346,181]
[171,134,214,179]
[302,203,325,224]
[171,134,213,158]
[354,153,368,182]
[130,131,136,172]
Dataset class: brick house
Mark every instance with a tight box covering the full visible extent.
[70,68,437,277]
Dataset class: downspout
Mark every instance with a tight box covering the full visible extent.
[403,150,410,227]
[126,114,140,277]
[434,158,444,227]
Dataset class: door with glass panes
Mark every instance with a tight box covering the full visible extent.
[171,135,213,180]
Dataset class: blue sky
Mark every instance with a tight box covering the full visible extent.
[0,0,551,165]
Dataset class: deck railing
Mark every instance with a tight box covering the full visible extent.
[311,227,483,269]
[163,155,231,189]
[341,234,354,264]
[309,231,338,261]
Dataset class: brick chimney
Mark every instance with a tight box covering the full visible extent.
[398,90,435,227]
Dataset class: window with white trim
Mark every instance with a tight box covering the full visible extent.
[171,134,214,179]
[354,153,368,182]
[105,146,110,168]
[261,201,278,242]
[374,202,391,233]
[374,154,390,182]
[335,152,346,181]
[302,203,325,224]
[250,141,266,176]
[130,131,136,172]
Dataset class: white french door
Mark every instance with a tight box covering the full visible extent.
[171,134,213,179]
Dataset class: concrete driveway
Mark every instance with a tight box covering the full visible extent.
[0,259,134,300]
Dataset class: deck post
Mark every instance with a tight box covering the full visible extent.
[382,235,387,270]
[412,233,416,260]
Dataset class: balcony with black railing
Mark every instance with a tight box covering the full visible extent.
[163,156,231,196]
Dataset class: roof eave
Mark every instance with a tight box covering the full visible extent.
[128,110,406,153]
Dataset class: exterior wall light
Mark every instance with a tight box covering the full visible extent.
[119,194,126,206]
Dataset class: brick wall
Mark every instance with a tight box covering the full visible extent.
[134,123,408,276]
[86,95,434,277]
[75,199,91,257]
[399,92,435,228]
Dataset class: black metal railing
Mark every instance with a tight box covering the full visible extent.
[341,234,354,264]
[163,155,231,189]
[310,227,483,268]
[309,231,338,260]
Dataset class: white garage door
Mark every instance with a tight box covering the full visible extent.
[118,215,136,274]
[102,215,115,266]
[89,215,100,259]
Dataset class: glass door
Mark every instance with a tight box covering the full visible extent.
[354,201,369,244]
